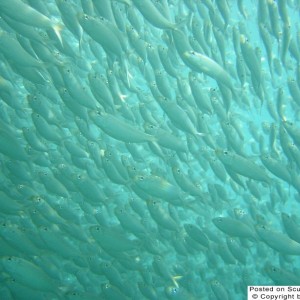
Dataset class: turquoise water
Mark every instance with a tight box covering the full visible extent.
[0,0,300,299]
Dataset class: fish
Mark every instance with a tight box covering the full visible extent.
[0,0,63,45]
[131,0,177,30]
[114,206,147,237]
[172,166,203,197]
[213,217,257,239]
[0,31,45,69]
[78,13,126,57]
[90,225,139,253]
[134,175,183,205]
[1,256,61,295]
[281,213,300,244]
[0,125,29,161]
[147,199,179,231]
[265,263,300,285]
[240,34,261,85]
[215,149,271,184]
[184,223,209,248]
[260,154,292,184]
[155,96,204,137]
[256,225,300,255]
[226,237,247,265]
[90,110,156,143]
[183,50,234,93]
[144,123,188,152]
[210,280,229,300]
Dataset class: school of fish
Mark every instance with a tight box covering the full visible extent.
[0,0,300,299]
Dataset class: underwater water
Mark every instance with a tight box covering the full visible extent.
[0,0,300,299]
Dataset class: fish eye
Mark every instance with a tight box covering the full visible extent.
[139,176,144,181]
[176,169,181,174]
[190,51,195,55]
[84,14,88,20]
[223,150,228,155]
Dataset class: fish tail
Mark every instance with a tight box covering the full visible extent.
[53,24,64,47]
[148,135,157,143]
[78,27,83,53]
[194,131,206,138]
[173,16,189,31]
